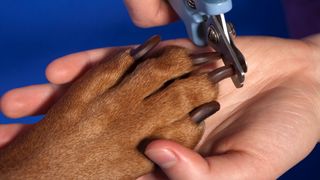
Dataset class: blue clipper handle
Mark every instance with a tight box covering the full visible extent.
[168,0,232,46]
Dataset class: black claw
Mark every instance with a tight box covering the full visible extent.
[130,35,161,61]
[192,62,217,75]
[190,102,221,124]
[208,66,234,84]
[190,52,221,65]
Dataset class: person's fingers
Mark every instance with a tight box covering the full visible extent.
[46,39,208,86]
[144,140,278,180]
[46,47,127,85]
[1,84,67,119]
[0,124,31,148]
[124,0,178,27]
[144,140,210,180]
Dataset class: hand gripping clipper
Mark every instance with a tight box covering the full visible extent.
[168,0,248,88]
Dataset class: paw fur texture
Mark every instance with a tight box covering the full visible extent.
[0,46,218,180]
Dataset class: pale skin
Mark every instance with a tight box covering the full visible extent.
[1,0,320,179]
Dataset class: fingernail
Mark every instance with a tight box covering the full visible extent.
[145,149,177,169]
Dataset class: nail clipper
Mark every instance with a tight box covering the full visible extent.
[168,0,247,88]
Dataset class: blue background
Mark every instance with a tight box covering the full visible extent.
[0,0,319,179]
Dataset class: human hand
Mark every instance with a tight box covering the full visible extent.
[124,0,178,28]
[1,35,320,179]
[123,2,320,178]
[137,35,320,179]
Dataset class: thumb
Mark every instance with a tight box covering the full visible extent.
[144,140,210,180]
[145,139,279,180]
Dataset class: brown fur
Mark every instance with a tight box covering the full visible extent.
[0,46,218,179]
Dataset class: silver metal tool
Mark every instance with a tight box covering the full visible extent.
[168,0,247,88]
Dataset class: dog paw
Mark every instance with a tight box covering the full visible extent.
[0,36,234,179]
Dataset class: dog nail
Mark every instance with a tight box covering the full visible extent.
[190,102,221,123]
[130,35,161,60]
[190,52,221,65]
[192,62,217,75]
[208,66,234,84]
